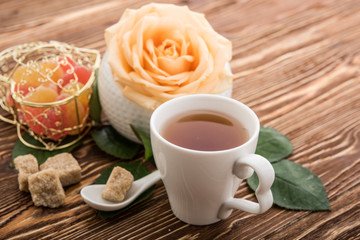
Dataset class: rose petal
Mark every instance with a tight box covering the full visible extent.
[156,39,179,58]
[157,55,194,75]
[142,16,184,46]
[122,31,133,68]
[144,47,169,77]
[132,46,157,84]
[148,71,192,86]
[107,37,132,82]
[128,72,177,92]
[122,86,161,110]
[186,28,213,84]
[145,39,160,69]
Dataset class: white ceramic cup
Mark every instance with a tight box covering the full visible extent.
[150,94,275,225]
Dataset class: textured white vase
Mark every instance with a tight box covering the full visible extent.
[98,51,232,143]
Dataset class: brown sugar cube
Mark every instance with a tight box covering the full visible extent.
[102,166,134,203]
[40,153,81,187]
[14,154,39,192]
[28,168,65,208]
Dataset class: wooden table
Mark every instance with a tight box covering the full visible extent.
[1,0,359,239]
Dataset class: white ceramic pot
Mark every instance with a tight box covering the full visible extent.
[98,51,232,143]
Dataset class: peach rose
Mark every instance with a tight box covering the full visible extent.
[105,3,233,110]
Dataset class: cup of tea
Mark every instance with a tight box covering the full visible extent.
[150,94,275,225]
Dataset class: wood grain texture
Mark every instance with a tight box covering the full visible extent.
[1,0,360,239]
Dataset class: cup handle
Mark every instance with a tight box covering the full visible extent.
[218,154,275,219]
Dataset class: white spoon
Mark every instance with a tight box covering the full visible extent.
[81,170,161,211]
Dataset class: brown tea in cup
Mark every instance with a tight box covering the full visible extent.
[161,110,248,151]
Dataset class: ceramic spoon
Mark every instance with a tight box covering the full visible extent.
[81,170,161,211]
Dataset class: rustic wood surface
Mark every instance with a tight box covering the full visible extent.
[1,0,360,239]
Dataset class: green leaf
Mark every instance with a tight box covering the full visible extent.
[12,133,83,166]
[131,125,153,161]
[247,159,330,211]
[89,70,102,123]
[256,126,293,163]
[95,162,156,219]
[91,125,141,159]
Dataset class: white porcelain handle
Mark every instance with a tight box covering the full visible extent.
[218,154,275,219]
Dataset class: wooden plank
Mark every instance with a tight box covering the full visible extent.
[0,0,359,239]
